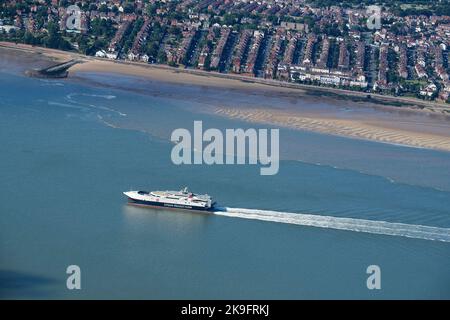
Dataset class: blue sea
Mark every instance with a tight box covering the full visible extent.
[0,64,449,299]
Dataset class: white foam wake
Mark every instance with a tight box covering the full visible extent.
[213,207,450,242]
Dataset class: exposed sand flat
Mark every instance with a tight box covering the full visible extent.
[3,43,450,110]
[214,108,450,152]
[70,58,312,94]
[1,42,450,151]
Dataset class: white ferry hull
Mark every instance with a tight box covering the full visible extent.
[126,197,213,211]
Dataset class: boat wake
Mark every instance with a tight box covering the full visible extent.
[213,207,450,242]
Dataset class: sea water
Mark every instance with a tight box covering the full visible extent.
[0,70,449,299]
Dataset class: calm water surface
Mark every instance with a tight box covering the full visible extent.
[0,69,449,299]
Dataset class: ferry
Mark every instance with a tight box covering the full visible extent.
[123,187,214,211]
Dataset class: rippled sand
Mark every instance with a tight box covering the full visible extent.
[215,107,450,152]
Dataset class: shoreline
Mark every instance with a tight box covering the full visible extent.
[2,41,450,112]
[1,42,450,152]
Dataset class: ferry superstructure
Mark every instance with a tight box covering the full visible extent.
[123,187,214,211]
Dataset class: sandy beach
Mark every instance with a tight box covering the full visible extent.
[214,107,450,151]
[2,42,450,152]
